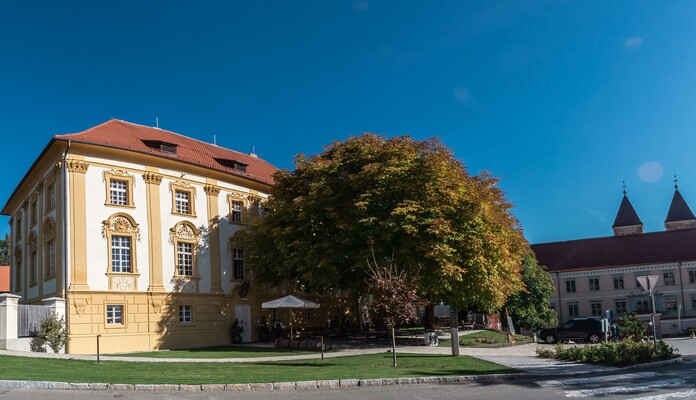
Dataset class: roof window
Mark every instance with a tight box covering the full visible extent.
[214,158,248,173]
[142,140,178,154]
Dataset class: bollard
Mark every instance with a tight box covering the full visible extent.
[96,334,101,364]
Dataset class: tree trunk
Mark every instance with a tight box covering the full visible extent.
[424,304,435,330]
[391,326,397,367]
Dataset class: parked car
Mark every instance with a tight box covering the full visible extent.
[540,317,607,344]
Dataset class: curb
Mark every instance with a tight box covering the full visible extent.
[0,357,682,392]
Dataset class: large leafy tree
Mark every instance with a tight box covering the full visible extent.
[504,253,557,331]
[248,134,528,311]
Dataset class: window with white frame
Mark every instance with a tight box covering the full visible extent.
[179,305,193,324]
[589,277,600,291]
[663,271,676,286]
[175,190,190,214]
[110,180,128,205]
[231,201,243,224]
[664,297,678,312]
[106,305,123,325]
[615,300,627,315]
[568,304,579,317]
[177,242,193,276]
[111,236,132,273]
[590,302,602,316]
[690,270,696,284]
[104,170,135,208]
[566,280,576,293]
[233,248,244,280]
[613,276,624,290]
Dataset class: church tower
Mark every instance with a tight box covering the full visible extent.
[612,184,644,236]
[664,176,696,231]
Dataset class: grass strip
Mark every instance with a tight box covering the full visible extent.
[111,345,318,359]
[439,330,531,347]
[0,353,515,384]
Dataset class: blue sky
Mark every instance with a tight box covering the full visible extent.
[2,1,696,244]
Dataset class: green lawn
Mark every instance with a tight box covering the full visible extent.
[0,353,515,384]
[439,330,532,347]
[111,345,318,359]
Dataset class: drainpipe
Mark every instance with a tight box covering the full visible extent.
[556,272,563,323]
[62,140,71,353]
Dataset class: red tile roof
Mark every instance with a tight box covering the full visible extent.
[55,119,278,185]
[532,228,696,272]
[0,266,9,293]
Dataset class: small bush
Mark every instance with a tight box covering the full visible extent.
[38,313,68,353]
[536,340,679,367]
[619,314,645,341]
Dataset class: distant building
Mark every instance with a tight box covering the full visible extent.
[532,185,696,337]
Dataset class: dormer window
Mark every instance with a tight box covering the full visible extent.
[214,158,247,173]
[143,140,178,154]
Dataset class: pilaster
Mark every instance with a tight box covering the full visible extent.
[67,159,90,291]
[204,182,223,294]
[143,171,166,292]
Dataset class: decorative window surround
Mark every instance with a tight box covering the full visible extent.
[102,213,141,291]
[170,181,197,217]
[170,221,200,292]
[104,169,136,208]
[42,218,56,280]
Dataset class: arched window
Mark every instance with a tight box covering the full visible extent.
[169,221,200,292]
[102,213,141,291]
[42,218,56,279]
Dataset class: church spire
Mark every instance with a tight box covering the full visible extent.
[665,176,696,231]
[612,182,644,236]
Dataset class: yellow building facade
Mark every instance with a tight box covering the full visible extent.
[2,119,341,354]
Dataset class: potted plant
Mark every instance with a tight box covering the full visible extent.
[231,318,244,344]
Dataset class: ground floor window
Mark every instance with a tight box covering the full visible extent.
[106,305,123,325]
[179,305,193,324]
[590,302,602,316]
[568,304,579,317]
[615,300,627,315]
[664,297,678,312]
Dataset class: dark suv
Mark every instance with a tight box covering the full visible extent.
[540,317,606,344]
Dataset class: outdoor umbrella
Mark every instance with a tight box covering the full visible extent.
[262,295,320,338]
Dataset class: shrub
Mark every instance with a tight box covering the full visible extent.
[536,340,679,367]
[38,313,68,353]
[619,313,645,341]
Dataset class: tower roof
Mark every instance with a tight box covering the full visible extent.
[612,194,643,228]
[665,189,696,223]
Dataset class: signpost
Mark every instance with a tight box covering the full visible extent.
[636,275,659,344]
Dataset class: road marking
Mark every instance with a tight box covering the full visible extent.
[563,379,685,398]
[535,372,661,387]
[627,389,696,400]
